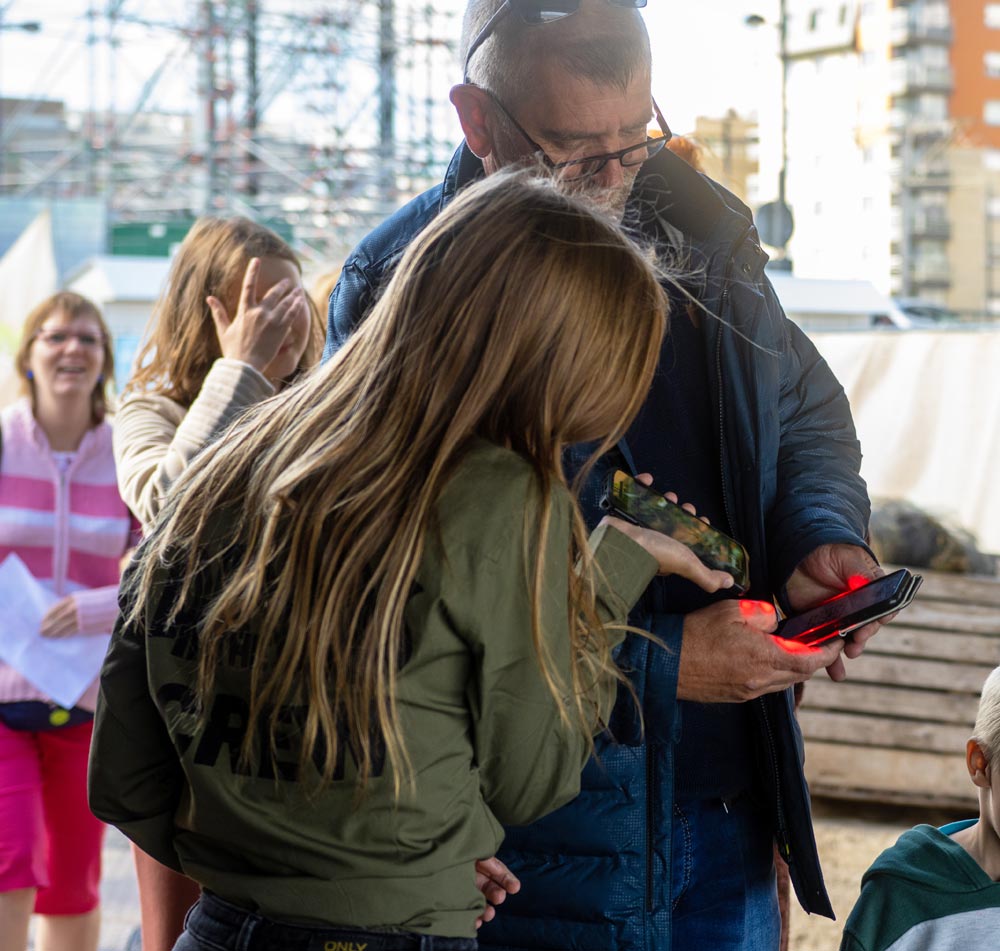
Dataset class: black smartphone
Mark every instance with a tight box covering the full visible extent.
[599,469,750,593]
[774,568,923,645]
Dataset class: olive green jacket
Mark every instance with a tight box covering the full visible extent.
[89,441,657,937]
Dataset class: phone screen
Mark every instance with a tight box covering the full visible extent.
[775,569,917,644]
[603,470,750,592]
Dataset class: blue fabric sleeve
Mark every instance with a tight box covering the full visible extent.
[765,291,874,588]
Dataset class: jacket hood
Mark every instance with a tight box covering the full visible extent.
[862,823,990,895]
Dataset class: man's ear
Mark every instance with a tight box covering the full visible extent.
[967,738,992,790]
[450,84,496,160]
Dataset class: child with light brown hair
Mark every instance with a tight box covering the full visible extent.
[112,216,324,951]
[91,172,739,951]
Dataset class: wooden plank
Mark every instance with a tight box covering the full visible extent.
[804,741,977,810]
[801,680,980,726]
[896,567,1000,608]
[861,625,1000,665]
[836,654,995,694]
[891,600,1000,636]
[797,710,970,755]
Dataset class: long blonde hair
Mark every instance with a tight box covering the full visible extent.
[127,171,668,794]
[126,216,324,405]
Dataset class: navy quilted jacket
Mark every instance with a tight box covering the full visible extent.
[325,145,871,951]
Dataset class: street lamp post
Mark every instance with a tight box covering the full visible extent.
[0,16,42,193]
[747,1,793,269]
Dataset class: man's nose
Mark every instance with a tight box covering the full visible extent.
[592,157,626,190]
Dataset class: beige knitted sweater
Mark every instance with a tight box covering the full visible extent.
[113,359,274,530]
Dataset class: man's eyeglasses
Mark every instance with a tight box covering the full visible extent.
[478,86,671,182]
[464,0,648,81]
[34,330,106,349]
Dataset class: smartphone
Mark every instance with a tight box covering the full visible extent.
[774,567,923,645]
[599,469,750,593]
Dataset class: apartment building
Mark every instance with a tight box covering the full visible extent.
[780,0,1000,314]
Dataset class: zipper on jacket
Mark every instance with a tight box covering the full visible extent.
[714,312,737,538]
[759,698,791,860]
[716,227,791,859]
[645,738,655,913]
[53,465,69,595]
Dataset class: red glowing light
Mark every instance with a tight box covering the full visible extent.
[739,599,775,618]
[846,574,870,592]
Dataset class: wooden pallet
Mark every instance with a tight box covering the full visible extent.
[799,567,1000,810]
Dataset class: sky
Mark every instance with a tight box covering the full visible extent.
[0,0,786,201]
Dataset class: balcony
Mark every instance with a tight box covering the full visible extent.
[890,60,954,96]
[889,111,952,142]
[911,259,951,288]
[911,210,951,239]
[889,7,953,48]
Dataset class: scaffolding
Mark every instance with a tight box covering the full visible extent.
[0,0,460,269]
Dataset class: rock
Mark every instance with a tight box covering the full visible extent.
[869,499,997,576]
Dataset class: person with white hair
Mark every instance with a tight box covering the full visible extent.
[841,665,1000,950]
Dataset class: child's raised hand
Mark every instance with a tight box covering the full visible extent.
[206,257,306,372]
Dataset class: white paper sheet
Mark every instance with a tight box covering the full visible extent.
[0,553,111,708]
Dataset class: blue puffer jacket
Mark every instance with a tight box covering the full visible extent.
[326,144,871,951]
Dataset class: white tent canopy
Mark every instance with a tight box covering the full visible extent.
[0,211,58,406]
[813,329,1000,556]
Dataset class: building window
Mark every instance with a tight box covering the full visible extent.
[987,4,1000,29]
[986,101,1000,126]
[985,149,1000,171]
[988,52,1000,79]
[988,196,1000,218]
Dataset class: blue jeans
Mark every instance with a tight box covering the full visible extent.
[670,794,780,951]
[173,892,478,951]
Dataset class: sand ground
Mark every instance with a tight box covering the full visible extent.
[27,799,972,951]
[788,800,969,951]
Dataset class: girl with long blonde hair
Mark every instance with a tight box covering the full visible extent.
[112,216,324,951]
[91,172,733,949]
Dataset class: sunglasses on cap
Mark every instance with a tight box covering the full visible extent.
[464,0,648,81]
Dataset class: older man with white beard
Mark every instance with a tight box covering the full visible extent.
[324,2,883,948]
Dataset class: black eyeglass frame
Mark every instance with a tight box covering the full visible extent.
[476,84,672,181]
[463,0,648,82]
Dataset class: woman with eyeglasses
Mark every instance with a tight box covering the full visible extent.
[0,292,138,951]
[111,217,324,951]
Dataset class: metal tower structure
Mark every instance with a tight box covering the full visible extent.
[0,0,460,268]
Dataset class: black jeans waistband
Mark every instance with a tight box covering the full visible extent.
[181,892,478,951]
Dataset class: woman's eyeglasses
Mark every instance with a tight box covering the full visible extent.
[34,330,105,349]
[464,0,648,80]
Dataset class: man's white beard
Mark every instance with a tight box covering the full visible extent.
[574,179,632,222]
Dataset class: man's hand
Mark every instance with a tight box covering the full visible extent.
[677,599,844,703]
[475,856,520,929]
[784,543,884,679]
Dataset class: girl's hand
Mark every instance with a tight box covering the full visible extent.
[602,515,735,593]
[600,474,734,594]
[39,596,80,639]
[206,257,307,372]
